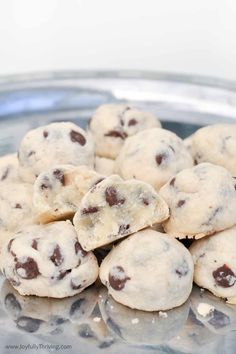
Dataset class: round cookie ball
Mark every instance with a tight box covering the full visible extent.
[191,124,236,174]
[95,156,115,176]
[159,163,236,238]
[99,229,193,311]
[89,104,161,159]
[0,221,99,298]
[190,225,236,304]
[18,122,95,183]
[0,153,19,183]
[115,128,193,190]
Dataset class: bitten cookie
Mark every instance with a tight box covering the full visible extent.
[18,122,95,183]
[159,163,236,238]
[115,128,193,190]
[95,157,115,176]
[191,124,236,174]
[89,104,161,159]
[0,221,98,298]
[33,165,104,223]
[0,153,19,183]
[99,229,193,311]
[73,175,169,251]
[190,226,236,304]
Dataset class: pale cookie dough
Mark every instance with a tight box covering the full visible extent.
[33,165,104,223]
[184,135,194,155]
[190,225,236,305]
[89,104,161,159]
[99,229,194,311]
[0,221,98,298]
[0,153,19,183]
[98,287,189,345]
[115,128,193,190]
[191,124,236,174]
[0,182,34,233]
[95,156,115,176]
[18,122,95,183]
[73,175,169,251]
[1,280,98,335]
[159,163,236,238]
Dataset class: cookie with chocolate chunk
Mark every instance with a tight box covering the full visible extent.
[73,175,169,251]
[0,153,19,183]
[0,221,98,298]
[89,104,161,159]
[159,163,236,238]
[99,229,193,311]
[115,128,193,190]
[18,122,95,183]
[190,225,236,304]
[33,165,104,223]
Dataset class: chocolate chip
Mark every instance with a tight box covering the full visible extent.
[16,316,44,333]
[105,187,125,207]
[208,309,230,329]
[43,130,49,138]
[14,203,22,209]
[75,241,87,257]
[81,206,99,215]
[212,264,236,287]
[28,151,35,157]
[57,269,71,280]
[70,298,85,316]
[16,257,40,279]
[70,130,86,146]
[4,293,22,314]
[118,224,130,235]
[168,145,175,153]
[1,167,9,181]
[71,280,82,290]
[120,119,124,126]
[40,177,52,190]
[7,239,14,253]
[31,239,38,250]
[142,197,149,205]
[108,266,130,291]
[104,130,127,140]
[175,260,189,277]
[50,245,63,266]
[128,119,137,126]
[53,169,65,185]
[177,200,186,208]
[90,178,105,193]
[155,153,167,165]
[170,177,176,186]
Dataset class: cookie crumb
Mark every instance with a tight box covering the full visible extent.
[197,302,215,317]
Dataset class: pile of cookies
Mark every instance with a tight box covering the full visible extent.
[0,103,236,312]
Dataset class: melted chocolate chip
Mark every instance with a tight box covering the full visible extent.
[7,239,14,253]
[155,153,167,165]
[53,169,65,185]
[1,167,9,181]
[128,119,137,126]
[213,264,236,287]
[75,241,87,257]
[70,130,86,146]
[50,245,63,266]
[14,203,22,209]
[108,266,130,291]
[16,316,44,333]
[4,293,22,314]
[105,187,125,207]
[104,130,127,140]
[43,130,49,138]
[70,298,85,316]
[175,260,189,277]
[28,151,35,157]
[57,269,71,280]
[177,200,186,208]
[170,177,176,186]
[118,224,130,235]
[31,239,38,250]
[16,257,40,279]
[40,177,52,190]
[71,280,82,290]
[82,206,99,215]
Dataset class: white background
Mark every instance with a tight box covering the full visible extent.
[0,0,236,81]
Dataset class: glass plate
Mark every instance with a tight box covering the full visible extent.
[0,71,236,354]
